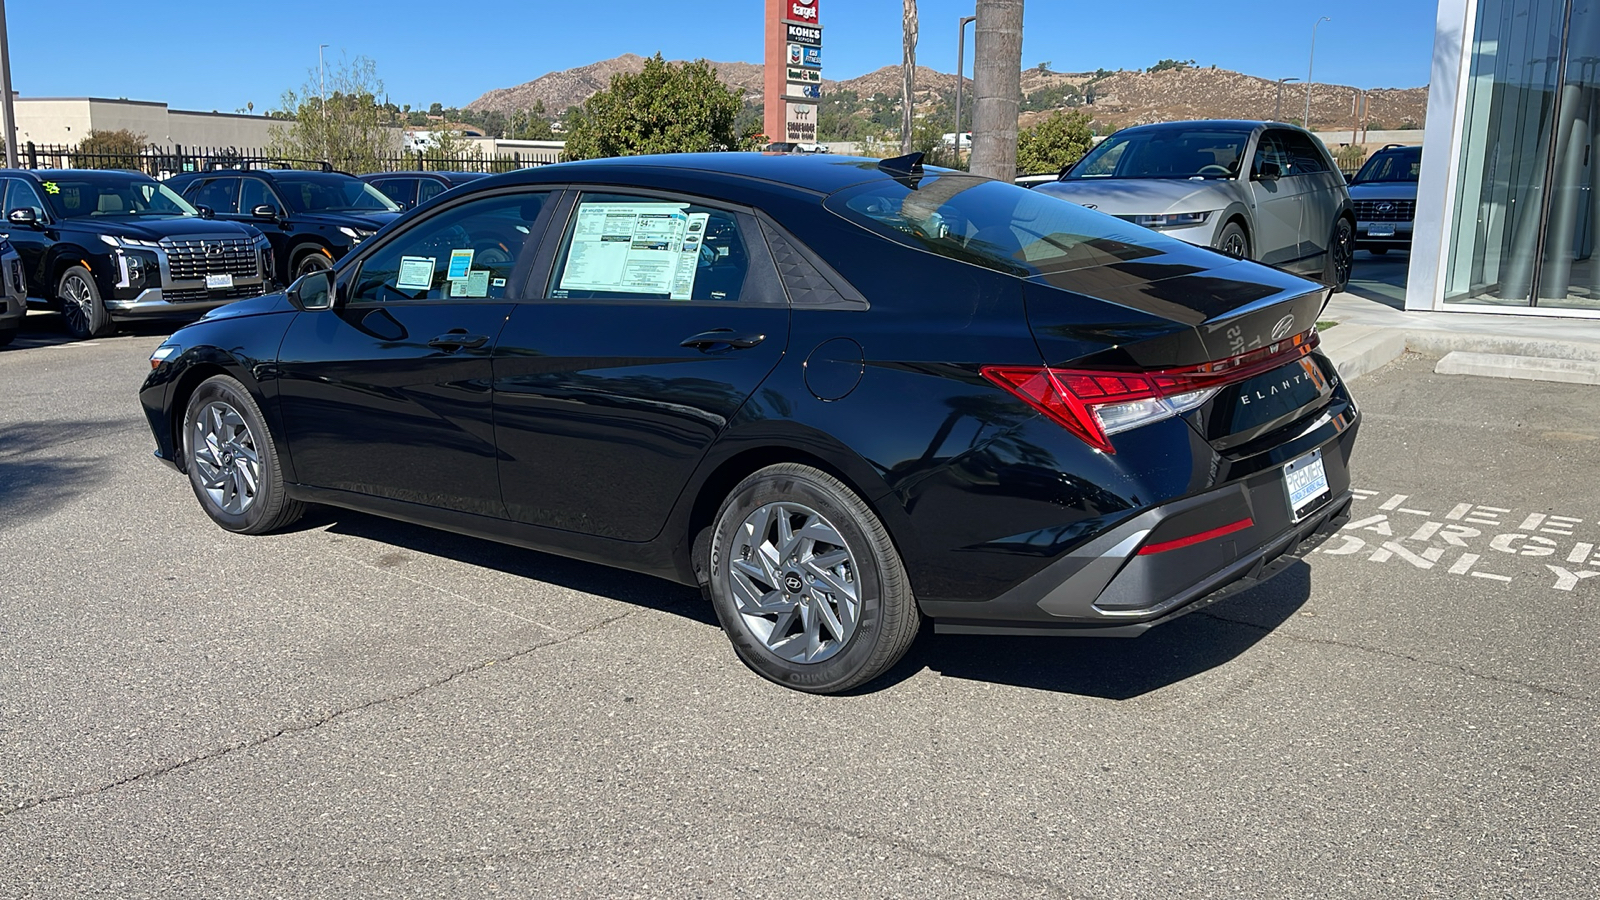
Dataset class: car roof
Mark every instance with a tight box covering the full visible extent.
[1105,119,1293,135]
[485,152,951,197]
[0,168,156,181]
[360,171,488,181]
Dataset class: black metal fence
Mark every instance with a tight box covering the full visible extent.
[11,142,557,179]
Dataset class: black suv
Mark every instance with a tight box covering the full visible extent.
[0,169,273,339]
[166,169,402,284]
[359,171,488,210]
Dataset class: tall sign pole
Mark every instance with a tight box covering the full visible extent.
[764,0,822,149]
[0,0,19,168]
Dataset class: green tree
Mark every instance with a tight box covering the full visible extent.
[507,101,556,140]
[75,129,148,169]
[1147,58,1196,74]
[561,54,760,161]
[1016,110,1094,175]
[267,55,398,173]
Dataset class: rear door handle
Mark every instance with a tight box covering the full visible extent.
[680,329,765,351]
[428,332,489,351]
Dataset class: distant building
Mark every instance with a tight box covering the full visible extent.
[10,96,281,149]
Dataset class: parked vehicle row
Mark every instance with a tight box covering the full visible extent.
[142,152,1359,693]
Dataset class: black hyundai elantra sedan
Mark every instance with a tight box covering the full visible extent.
[141,152,1359,694]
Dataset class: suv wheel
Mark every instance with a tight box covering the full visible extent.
[182,374,306,535]
[292,248,333,281]
[58,265,110,340]
[705,464,921,694]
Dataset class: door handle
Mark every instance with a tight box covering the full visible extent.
[680,329,765,351]
[427,332,489,351]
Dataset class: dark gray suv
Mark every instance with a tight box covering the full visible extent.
[1035,120,1355,290]
[1348,144,1421,255]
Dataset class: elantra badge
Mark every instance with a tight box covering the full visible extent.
[1270,314,1296,341]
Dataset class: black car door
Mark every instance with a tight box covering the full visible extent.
[0,178,52,297]
[273,188,557,516]
[492,190,790,541]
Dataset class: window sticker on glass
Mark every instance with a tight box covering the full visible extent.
[559,202,698,295]
[465,269,490,297]
[447,249,475,281]
[396,256,436,290]
[669,213,710,300]
[492,278,507,288]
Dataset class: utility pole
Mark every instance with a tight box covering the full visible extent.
[1275,77,1299,122]
[970,0,1022,182]
[1304,16,1331,129]
[954,14,976,161]
[0,0,18,168]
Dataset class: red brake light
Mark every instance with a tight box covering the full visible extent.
[982,328,1321,453]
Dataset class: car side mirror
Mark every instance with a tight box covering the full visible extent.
[196,204,215,220]
[251,204,279,221]
[7,207,38,227]
[1256,162,1281,181]
[286,269,334,311]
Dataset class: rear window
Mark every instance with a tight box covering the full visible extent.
[826,173,1168,279]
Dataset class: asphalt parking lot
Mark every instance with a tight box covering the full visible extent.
[2,311,1596,898]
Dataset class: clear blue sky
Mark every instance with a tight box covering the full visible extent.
[5,1,1436,113]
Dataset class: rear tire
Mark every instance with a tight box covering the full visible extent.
[182,374,305,535]
[1324,217,1355,292]
[57,265,111,340]
[705,464,920,694]
[1214,221,1251,259]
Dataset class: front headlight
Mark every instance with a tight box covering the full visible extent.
[337,226,375,243]
[1127,211,1214,230]
[100,235,162,248]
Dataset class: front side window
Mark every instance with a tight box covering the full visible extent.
[372,179,416,207]
[240,178,281,214]
[48,177,201,219]
[1064,127,1251,180]
[349,191,548,303]
[271,175,400,214]
[1253,134,1292,178]
[548,193,750,302]
[418,179,448,204]
[831,173,1168,280]
[183,178,239,215]
[1277,131,1331,175]
[6,179,46,217]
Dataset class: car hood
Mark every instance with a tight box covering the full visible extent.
[1035,179,1242,216]
[1347,182,1418,201]
[196,291,295,322]
[86,217,263,241]
[290,211,401,230]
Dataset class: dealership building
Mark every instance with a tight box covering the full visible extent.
[1413,0,1600,317]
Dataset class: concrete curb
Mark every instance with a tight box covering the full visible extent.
[1435,351,1600,385]
[1318,323,1407,383]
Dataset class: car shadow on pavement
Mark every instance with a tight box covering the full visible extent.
[1,311,180,351]
[0,419,128,529]
[882,563,1311,699]
[307,508,718,627]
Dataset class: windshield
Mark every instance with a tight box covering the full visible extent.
[45,176,199,219]
[1353,148,1422,184]
[270,175,401,214]
[1064,127,1252,181]
[827,172,1170,280]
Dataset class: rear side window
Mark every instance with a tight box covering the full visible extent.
[418,179,448,204]
[372,178,416,207]
[832,174,1166,279]
[547,193,750,302]
[185,177,239,214]
[349,191,548,303]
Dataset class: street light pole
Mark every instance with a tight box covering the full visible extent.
[318,43,329,166]
[1304,16,1331,128]
[1275,76,1300,121]
[954,14,976,159]
[0,0,19,168]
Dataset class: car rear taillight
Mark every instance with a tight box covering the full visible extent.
[982,328,1321,454]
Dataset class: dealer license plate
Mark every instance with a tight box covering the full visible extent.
[1367,223,1396,237]
[205,274,233,290]
[1284,449,1330,520]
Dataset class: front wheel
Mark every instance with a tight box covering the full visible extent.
[182,374,305,535]
[292,248,333,281]
[1324,217,1355,292]
[58,265,111,340]
[1214,221,1251,259]
[705,464,921,694]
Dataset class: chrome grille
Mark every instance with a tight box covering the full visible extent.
[160,237,259,280]
[1352,199,1416,223]
[165,283,268,303]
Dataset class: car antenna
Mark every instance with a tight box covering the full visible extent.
[878,152,925,178]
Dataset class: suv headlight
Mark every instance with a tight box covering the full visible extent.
[99,235,163,248]
[1126,211,1214,230]
[338,226,375,243]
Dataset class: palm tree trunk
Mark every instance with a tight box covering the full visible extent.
[901,0,919,154]
[970,0,1023,181]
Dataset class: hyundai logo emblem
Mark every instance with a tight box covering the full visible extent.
[1376,201,1394,215]
[783,572,805,594]
[1271,314,1296,341]
[204,242,223,257]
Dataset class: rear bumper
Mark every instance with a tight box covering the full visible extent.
[926,419,1358,636]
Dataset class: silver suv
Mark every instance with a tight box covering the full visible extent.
[1347,144,1420,255]
[1035,120,1355,290]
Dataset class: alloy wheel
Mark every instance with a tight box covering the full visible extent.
[191,400,262,515]
[295,253,331,279]
[1221,232,1247,258]
[1333,220,1355,286]
[726,501,862,664]
[60,273,95,335]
